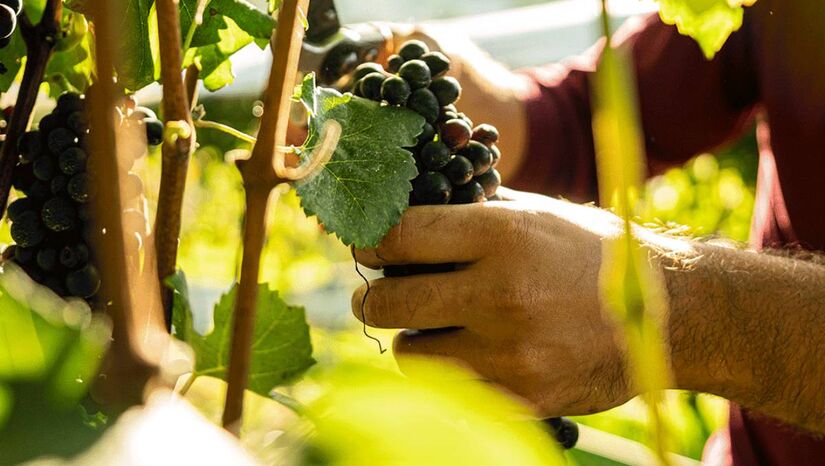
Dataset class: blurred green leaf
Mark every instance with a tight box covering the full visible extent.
[303,359,565,465]
[0,264,111,464]
[294,74,424,248]
[0,29,26,93]
[181,0,275,49]
[170,278,315,396]
[656,0,756,59]
[184,18,253,91]
[45,19,95,96]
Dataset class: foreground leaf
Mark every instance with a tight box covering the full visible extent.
[656,0,756,59]
[180,0,275,49]
[0,263,111,464]
[170,275,315,396]
[295,74,424,248]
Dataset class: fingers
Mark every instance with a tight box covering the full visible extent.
[393,328,482,373]
[351,269,485,329]
[355,204,500,269]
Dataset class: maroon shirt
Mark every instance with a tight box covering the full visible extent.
[513,1,825,464]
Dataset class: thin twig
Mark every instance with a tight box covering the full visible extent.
[0,2,61,217]
[155,0,197,328]
[194,119,258,144]
[222,0,310,436]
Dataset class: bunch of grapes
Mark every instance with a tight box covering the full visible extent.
[350,40,501,206]
[0,0,21,48]
[4,91,163,303]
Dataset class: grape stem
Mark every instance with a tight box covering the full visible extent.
[0,1,62,218]
[155,0,198,328]
[193,119,258,144]
[222,0,310,436]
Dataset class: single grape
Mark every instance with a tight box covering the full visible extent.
[450,180,485,204]
[407,88,439,123]
[399,59,431,90]
[429,77,461,107]
[413,172,452,205]
[36,248,58,272]
[352,62,385,82]
[386,54,405,74]
[10,210,45,248]
[420,51,450,78]
[14,245,34,263]
[131,106,157,121]
[359,72,386,101]
[475,168,501,198]
[457,112,474,128]
[459,140,492,175]
[380,76,411,106]
[67,173,93,203]
[66,111,89,135]
[7,197,34,222]
[38,113,59,135]
[441,155,474,186]
[47,127,78,154]
[57,93,84,115]
[11,164,36,197]
[398,40,429,61]
[144,118,164,146]
[41,197,76,232]
[420,141,451,171]
[0,0,22,15]
[58,147,87,175]
[123,173,144,201]
[440,118,472,151]
[0,5,16,40]
[490,145,501,167]
[50,174,68,194]
[472,123,500,147]
[18,131,44,163]
[352,79,365,97]
[25,180,50,200]
[60,242,89,269]
[32,155,57,181]
[417,122,435,146]
[65,264,101,299]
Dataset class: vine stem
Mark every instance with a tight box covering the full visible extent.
[0,1,62,218]
[155,0,197,328]
[88,0,165,407]
[222,0,310,435]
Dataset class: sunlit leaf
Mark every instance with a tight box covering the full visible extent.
[303,359,565,465]
[294,74,424,248]
[655,0,757,58]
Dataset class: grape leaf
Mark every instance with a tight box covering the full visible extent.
[169,274,315,396]
[44,30,95,96]
[0,264,110,464]
[180,0,275,49]
[184,18,253,91]
[656,0,757,59]
[294,74,425,248]
[103,0,155,90]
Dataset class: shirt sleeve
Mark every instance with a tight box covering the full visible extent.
[509,13,758,202]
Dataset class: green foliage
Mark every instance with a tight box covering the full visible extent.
[656,0,756,58]
[0,28,25,92]
[44,14,95,96]
[169,272,315,396]
[0,264,110,464]
[303,360,565,466]
[294,74,425,248]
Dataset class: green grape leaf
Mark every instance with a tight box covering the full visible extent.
[656,0,756,59]
[184,18,253,91]
[0,264,110,464]
[169,277,315,396]
[45,30,95,97]
[166,271,194,342]
[111,0,155,90]
[181,0,275,50]
[294,74,424,248]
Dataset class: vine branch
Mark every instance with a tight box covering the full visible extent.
[154,0,197,328]
[0,1,62,218]
[222,0,310,436]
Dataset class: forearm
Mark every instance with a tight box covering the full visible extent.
[664,241,825,432]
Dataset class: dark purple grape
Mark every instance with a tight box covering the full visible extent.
[429,77,461,106]
[472,124,500,147]
[419,141,451,171]
[441,155,474,186]
[475,168,501,198]
[398,40,428,61]
[450,181,485,204]
[420,51,450,78]
[413,172,452,205]
[439,118,472,151]
[65,264,100,299]
[386,54,405,73]
[41,197,76,232]
[359,72,386,101]
[399,59,431,89]
[407,88,439,123]
[459,141,492,176]
[381,76,411,106]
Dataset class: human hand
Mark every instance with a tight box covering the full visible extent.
[352,188,637,417]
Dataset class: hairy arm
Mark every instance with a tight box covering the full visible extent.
[352,191,825,433]
[666,242,825,433]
